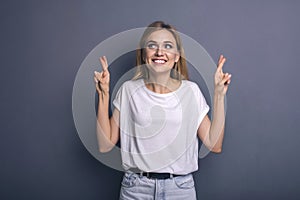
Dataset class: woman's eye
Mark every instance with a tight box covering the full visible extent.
[165,44,173,49]
[147,44,157,49]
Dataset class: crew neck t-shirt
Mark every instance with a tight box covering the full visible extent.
[113,78,209,174]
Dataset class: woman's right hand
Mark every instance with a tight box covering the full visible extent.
[94,56,110,95]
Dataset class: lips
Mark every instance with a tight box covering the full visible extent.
[152,59,167,64]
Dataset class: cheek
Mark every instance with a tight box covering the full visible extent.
[144,50,154,60]
[168,52,180,62]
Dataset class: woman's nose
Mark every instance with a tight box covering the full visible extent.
[155,47,163,56]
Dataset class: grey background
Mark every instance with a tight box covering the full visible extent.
[1,0,299,199]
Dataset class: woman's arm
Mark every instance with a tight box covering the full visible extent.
[197,55,231,153]
[94,56,120,153]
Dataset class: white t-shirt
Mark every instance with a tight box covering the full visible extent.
[113,78,209,174]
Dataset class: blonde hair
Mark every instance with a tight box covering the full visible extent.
[133,21,189,80]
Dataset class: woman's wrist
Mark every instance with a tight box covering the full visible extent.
[98,90,109,98]
[214,90,226,99]
[99,89,109,94]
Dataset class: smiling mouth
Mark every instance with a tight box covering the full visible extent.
[152,59,167,64]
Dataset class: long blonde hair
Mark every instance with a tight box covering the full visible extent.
[133,21,189,80]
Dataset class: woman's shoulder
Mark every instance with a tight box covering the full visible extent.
[181,80,200,90]
[123,79,143,86]
[118,79,143,91]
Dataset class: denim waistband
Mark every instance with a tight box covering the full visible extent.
[128,168,183,179]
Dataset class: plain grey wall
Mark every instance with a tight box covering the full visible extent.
[1,0,300,199]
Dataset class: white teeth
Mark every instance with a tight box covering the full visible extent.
[153,59,166,64]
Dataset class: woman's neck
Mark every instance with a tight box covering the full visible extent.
[145,74,180,94]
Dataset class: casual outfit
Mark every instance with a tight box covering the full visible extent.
[113,79,209,200]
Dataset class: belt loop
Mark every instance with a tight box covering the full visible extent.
[139,171,143,178]
[170,174,174,179]
[146,172,150,178]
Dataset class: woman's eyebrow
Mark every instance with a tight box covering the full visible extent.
[163,41,174,44]
[146,40,156,44]
[146,40,175,44]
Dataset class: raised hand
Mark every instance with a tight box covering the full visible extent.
[214,55,232,96]
[94,56,110,98]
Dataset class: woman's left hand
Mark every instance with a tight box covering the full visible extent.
[214,55,232,96]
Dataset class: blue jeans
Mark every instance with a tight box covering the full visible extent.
[119,171,197,200]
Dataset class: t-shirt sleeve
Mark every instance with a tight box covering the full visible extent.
[112,85,123,111]
[195,85,210,127]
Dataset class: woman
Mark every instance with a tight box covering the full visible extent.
[94,21,231,200]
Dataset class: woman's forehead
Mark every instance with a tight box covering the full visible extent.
[146,29,176,43]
